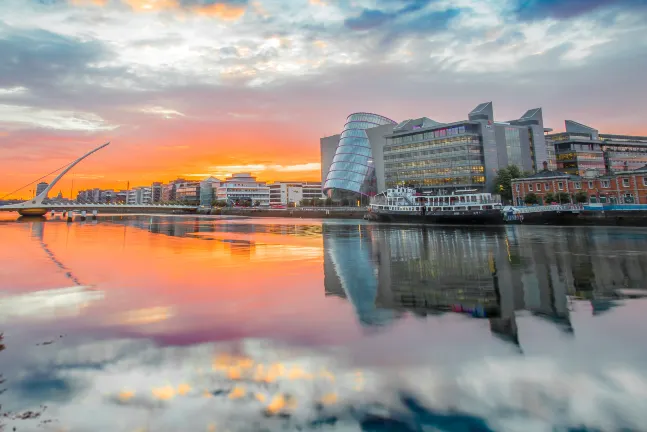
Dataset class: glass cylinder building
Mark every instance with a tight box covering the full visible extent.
[323,113,397,197]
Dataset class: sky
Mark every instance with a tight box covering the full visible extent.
[1,0,647,198]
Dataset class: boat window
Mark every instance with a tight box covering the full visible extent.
[483,205,493,210]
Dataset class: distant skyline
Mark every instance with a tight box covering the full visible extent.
[1,0,647,198]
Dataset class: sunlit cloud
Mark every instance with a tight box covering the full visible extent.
[140,106,186,119]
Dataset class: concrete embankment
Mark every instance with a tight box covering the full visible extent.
[510,210,647,227]
[203,208,366,219]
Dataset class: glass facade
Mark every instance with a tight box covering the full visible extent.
[323,113,396,196]
[504,127,523,168]
[384,123,485,192]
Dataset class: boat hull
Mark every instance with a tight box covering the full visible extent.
[367,209,504,225]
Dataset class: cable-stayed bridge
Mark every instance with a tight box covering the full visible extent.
[0,142,197,216]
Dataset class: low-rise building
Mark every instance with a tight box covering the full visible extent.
[127,186,152,205]
[151,182,163,203]
[268,181,324,206]
[217,173,270,206]
[512,163,647,205]
[175,181,200,204]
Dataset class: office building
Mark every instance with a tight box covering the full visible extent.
[322,113,397,199]
[199,177,221,206]
[383,103,552,194]
[269,181,323,206]
[36,182,49,197]
[217,173,270,206]
[549,120,647,176]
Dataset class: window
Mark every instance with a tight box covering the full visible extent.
[545,182,550,190]
[515,184,520,192]
[588,181,594,189]
[558,182,564,190]
[643,177,647,187]
[574,182,582,189]
[623,178,630,187]
[529,184,533,191]
[602,180,610,188]
[536,183,542,191]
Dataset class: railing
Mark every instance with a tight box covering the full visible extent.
[583,204,647,211]
[509,204,584,214]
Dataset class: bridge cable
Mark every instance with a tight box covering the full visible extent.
[0,161,73,200]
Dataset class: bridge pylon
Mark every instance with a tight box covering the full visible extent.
[2,142,110,216]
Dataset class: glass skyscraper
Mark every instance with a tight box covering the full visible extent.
[323,113,396,197]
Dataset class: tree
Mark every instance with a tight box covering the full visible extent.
[254,200,261,207]
[557,192,571,204]
[544,192,556,204]
[300,198,312,207]
[340,198,350,207]
[493,165,525,202]
[324,197,334,207]
[524,193,539,205]
[313,199,323,207]
[574,191,588,203]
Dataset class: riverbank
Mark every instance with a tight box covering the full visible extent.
[508,210,647,226]
[204,207,366,219]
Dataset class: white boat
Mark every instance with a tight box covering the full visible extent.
[367,187,504,224]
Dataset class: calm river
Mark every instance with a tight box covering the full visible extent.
[1,214,647,431]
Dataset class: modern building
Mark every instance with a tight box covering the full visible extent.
[151,182,163,203]
[269,181,323,206]
[36,182,49,197]
[217,173,270,206]
[383,103,552,194]
[127,186,152,205]
[199,177,222,206]
[549,120,647,176]
[175,181,200,204]
[512,163,647,205]
[322,113,397,199]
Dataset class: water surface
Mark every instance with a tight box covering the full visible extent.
[1,214,647,431]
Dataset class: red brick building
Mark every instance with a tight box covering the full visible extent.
[512,163,647,206]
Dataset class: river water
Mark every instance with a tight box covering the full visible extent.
[1,214,647,432]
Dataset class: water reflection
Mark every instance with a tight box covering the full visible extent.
[2,215,647,431]
[323,224,647,351]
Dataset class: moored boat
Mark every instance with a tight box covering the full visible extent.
[367,187,504,224]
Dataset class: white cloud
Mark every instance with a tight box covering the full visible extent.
[141,106,185,119]
[0,86,28,96]
[0,104,118,132]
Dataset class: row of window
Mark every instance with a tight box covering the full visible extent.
[384,145,483,161]
[386,138,481,153]
[515,177,647,193]
[386,161,484,171]
[389,126,469,145]
[387,176,485,187]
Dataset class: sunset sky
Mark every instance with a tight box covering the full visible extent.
[1,0,646,198]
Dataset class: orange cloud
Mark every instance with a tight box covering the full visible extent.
[69,0,109,5]
[193,2,247,20]
[122,0,178,11]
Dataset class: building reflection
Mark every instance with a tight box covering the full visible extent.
[324,224,647,349]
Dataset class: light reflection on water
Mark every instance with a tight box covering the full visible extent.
[1,214,647,431]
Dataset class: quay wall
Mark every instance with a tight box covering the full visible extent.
[509,210,647,226]
[206,207,366,219]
